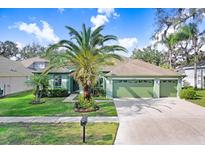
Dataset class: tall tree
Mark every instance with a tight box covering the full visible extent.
[20,43,46,60]
[153,9,205,68]
[132,46,165,66]
[176,23,205,88]
[0,41,19,59]
[47,24,127,101]
[163,33,179,68]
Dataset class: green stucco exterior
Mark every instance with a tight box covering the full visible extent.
[48,73,74,94]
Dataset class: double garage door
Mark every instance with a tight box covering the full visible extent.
[113,79,177,98]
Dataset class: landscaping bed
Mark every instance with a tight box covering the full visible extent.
[74,94,112,100]
[0,122,118,145]
[0,91,117,116]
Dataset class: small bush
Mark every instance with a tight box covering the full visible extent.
[182,86,194,89]
[179,88,196,100]
[75,95,96,109]
[92,87,106,97]
[48,89,69,97]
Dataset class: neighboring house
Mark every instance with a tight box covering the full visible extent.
[21,57,49,72]
[21,57,79,94]
[0,56,33,96]
[21,57,183,98]
[179,61,205,89]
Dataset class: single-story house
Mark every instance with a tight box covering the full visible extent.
[0,56,33,96]
[179,60,205,89]
[103,58,183,98]
[21,57,183,98]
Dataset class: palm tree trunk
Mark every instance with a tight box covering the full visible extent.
[194,52,198,89]
[193,38,198,89]
[169,49,172,69]
[35,85,40,103]
[83,85,91,100]
[194,62,197,89]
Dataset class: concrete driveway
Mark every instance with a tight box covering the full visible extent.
[114,98,205,145]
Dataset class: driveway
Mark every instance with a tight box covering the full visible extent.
[114,98,205,144]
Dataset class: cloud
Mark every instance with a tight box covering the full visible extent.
[90,15,109,30]
[106,37,138,57]
[118,37,138,57]
[15,42,24,50]
[10,20,59,43]
[118,38,138,51]
[97,8,119,18]
[57,8,65,14]
[90,8,119,30]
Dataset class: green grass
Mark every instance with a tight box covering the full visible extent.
[0,91,117,116]
[188,89,205,107]
[0,122,118,145]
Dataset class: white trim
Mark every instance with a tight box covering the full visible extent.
[112,78,179,80]
[112,78,155,80]
[159,78,179,80]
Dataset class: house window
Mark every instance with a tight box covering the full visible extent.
[198,79,201,85]
[54,75,62,88]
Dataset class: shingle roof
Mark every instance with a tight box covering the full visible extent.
[21,56,49,68]
[21,57,70,73]
[104,58,181,77]
[0,56,33,77]
[34,67,71,74]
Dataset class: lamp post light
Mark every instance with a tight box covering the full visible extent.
[80,115,88,143]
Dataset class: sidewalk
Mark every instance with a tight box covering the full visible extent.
[63,94,78,102]
[0,116,119,123]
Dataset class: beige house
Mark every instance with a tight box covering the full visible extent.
[0,56,33,96]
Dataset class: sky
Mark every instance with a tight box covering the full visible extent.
[0,8,157,56]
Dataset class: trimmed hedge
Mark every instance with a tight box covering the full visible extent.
[48,89,69,97]
[179,87,196,100]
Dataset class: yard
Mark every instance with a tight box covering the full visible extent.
[0,91,117,116]
[189,89,205,107]
[0,122,118,145]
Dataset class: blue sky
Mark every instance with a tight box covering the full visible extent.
[0,8,156,56]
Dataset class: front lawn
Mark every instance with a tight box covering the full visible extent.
[188,89,205,107]
[0,122,118,145]
[0,91,117,116]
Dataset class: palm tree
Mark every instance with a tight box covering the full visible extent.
[47,24,127,100]
[164,33,179,69]
[177,23,205,89]
[27,74,48,104]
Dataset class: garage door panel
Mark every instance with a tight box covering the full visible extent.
[113,80,154,98]
[160,80,177,97]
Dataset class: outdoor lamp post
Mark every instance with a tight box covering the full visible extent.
[80,115,88,143]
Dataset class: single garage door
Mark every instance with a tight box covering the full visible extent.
[160,80,177,97]
[113,80,154,98]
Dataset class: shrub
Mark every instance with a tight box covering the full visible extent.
[179,88,196,99]
[48,89,69,97]
[75,95,97,109]
[91,87,106,97]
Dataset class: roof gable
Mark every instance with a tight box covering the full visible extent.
[21,56,49,68]
[0,56,32,77]
[104,58,181,77]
